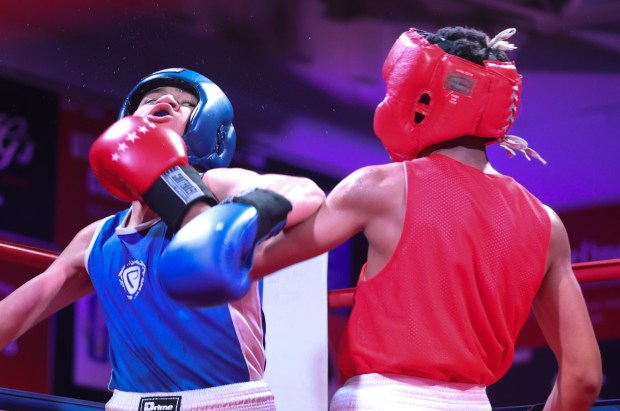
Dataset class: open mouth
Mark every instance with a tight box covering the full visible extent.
[148,104,173,120]
[153,110,169,117]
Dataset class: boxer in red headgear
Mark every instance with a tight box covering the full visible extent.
[374,27,545,163]
[252,26,601,410]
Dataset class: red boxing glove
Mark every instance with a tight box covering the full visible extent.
[90,115,186,201]
[89,116,217,230]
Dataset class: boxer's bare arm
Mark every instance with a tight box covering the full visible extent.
[203,167,326,228]
[534,207,601,410]
[251,164,397,279]
[0,221,97,351]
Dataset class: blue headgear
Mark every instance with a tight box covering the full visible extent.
[119,68,236,170]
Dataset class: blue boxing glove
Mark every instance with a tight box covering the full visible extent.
[158,188,292,307]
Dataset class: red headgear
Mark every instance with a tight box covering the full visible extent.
[374,28,522,162]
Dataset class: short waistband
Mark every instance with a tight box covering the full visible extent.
[346,373,488,398]
[331,373,491,410]
[106,380,275,411]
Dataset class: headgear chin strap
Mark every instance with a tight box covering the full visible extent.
[374,28,523,162]
[119,68,236,170]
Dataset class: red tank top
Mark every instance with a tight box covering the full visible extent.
[338,154,551,385]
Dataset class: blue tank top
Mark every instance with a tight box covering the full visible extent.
[85,209,266,392]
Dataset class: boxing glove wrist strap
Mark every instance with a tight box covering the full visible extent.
[224,188,292,243]
[142,165,218,231]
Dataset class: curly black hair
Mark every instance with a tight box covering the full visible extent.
[424,26,511,66]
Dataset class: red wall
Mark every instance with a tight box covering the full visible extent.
[0,262,52,392]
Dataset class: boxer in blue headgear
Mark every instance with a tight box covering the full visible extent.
[119,67,236,171]
[0,67,326,411]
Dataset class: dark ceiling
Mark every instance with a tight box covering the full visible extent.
[2,0,619,85]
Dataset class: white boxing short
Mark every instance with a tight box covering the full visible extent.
[329,373,491,411]
[106,380,276,411]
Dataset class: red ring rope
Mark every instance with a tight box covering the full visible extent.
[0,240,59,270]
[328,258,620,308]
[1,239,619,308]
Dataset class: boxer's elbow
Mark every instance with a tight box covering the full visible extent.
[577,368,602,402]
[556,363,602,409]
[287,191,325,228]
[298,179,326,210]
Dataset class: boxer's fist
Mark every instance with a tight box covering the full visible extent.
[89,116,217,230]
[89,115,187,201]
[158,189,292,307]
[158,203,258,306]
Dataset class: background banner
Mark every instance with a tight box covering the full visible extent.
[0,77,58,243]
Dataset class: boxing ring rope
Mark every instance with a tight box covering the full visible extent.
[0,387,105,411]
[328,257,620,308]
[2,239,620,309]
[0,239,60,270]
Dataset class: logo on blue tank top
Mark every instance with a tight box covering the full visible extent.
[118,260,146,300]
